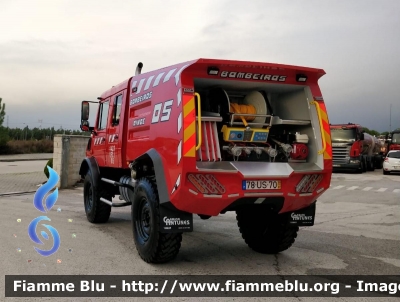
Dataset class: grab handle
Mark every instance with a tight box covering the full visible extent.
[310,100,326,155]
[195,93,202,151]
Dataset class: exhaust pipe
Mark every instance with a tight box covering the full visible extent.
[135,62,143,75]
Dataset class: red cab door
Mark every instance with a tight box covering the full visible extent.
[91,99,111,167]
[105,93,124,167]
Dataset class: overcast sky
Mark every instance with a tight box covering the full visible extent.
[1,0,399,132]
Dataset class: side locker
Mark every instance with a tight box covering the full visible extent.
[106,93,124,167]
[92,99,110,166]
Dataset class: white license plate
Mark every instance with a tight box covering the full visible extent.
[242,180,281,190]
[394,166,400,170]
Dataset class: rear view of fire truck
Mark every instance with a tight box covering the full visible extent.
[79,59,332,263]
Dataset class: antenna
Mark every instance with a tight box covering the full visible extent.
[390,104,392,132]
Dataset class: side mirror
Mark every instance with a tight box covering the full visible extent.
[81,101,90,121]
[80,101,92,132]
[80,120,90,132]
[359,133,364,140]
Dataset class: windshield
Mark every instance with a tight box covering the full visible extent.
[391,133,400,143]
[331,128,357,142]
[387,151,400,158]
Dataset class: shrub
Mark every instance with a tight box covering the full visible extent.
[1,139,54,154]
[44,158,53,179]
[0,127,9,152]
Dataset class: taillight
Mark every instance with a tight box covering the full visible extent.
[384,157,389,162]
[188,174,226,194]
[296,174,323,193]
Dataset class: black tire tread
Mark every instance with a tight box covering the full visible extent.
[84,172,111,223]
[133,178,182,263]
[236,207,299,254]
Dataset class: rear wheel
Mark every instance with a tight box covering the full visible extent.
[367,157,375,171]
[362,157,367,172]
[83,171,111,223]
[132,178,182,263]
[357,160,363,173]
[236,206,299,254]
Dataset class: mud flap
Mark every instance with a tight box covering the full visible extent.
[288,202,316,226]
[159,202,193,233]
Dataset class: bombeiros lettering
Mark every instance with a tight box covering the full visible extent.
[130,91,152,106]
[220,71,286,82]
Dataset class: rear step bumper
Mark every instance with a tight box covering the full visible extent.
[171,161,330,216]
[196,161,323,176]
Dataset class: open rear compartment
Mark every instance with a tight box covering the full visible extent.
[192,78,323,174]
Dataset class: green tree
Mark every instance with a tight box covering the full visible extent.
[362,127,380,137]
[0,98,9,152]
[0,98,5,126]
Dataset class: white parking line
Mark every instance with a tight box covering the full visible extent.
[328,185,398,193]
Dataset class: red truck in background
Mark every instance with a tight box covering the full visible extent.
[330,123,384,172]
[385,129,400,154]
[79,58,333,263]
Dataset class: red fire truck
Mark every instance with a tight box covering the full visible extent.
[330,123,384,172]
[79,58,333,263]
[386,129,400,154]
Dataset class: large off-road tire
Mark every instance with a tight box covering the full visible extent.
[83,170,111,223]
[236,206,299,254]
[132,178,182,263]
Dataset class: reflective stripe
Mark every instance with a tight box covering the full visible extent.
[183,95,196,157]
[318,101,332,160]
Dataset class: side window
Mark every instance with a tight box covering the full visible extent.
[98,100,110,130]
[112,95,123,125]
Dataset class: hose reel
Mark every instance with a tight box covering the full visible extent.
[221,90,270,142]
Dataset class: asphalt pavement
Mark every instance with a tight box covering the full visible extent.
[0,161,48,195]
[0,153,53,162]
[0,158,399,301]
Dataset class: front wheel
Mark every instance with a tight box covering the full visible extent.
[131,178,182,263]
[83,171,111,223]
[236,206,299,254]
